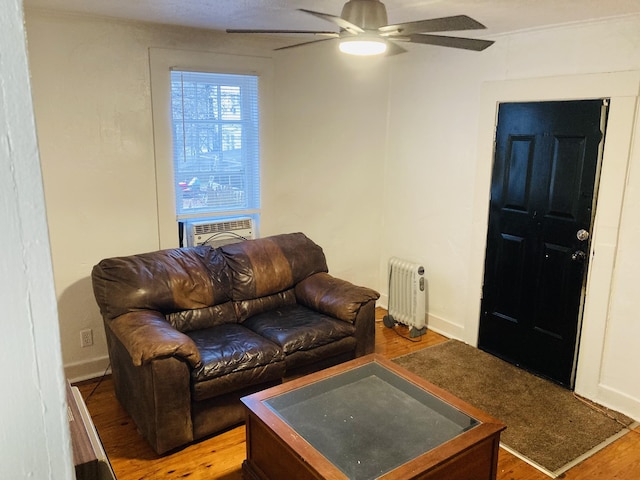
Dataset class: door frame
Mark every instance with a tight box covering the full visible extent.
[466,71,639,403]
[479,99,607,388]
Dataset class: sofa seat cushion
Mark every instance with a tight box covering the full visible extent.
[187,324,284,383]
[242,304,356,355]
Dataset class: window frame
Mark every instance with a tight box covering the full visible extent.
[150,48,273,249]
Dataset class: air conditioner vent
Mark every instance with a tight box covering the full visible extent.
[193,218,253,236]
[185,217,255,248]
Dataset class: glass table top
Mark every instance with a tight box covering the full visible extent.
[264,362,480,480]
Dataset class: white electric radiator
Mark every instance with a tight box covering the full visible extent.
[384,257,427,337]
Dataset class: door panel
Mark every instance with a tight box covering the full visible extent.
[504,136,535,210]
[494,233,526,322]
[479,100,606,388]
[548,136,585,217]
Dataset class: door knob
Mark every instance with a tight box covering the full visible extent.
[571,250,587,262]
[576,229,590,241]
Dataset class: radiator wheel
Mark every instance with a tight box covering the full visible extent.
[383,315,397,328]
[409,326,427,338]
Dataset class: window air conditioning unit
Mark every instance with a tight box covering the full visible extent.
[185,217,255,248]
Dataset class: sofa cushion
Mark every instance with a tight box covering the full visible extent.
[234,289,297,323]
[242,305,356,354]
[187,324,284,382]
[167,301,236,333]
[220,233,328,301]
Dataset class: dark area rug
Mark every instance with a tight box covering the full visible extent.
[393,339,634,475]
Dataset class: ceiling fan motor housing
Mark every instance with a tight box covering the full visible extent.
[341,0,388,30]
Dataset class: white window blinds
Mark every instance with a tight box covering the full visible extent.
[170,71,260,217]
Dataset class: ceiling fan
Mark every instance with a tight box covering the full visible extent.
[226,0,494,56]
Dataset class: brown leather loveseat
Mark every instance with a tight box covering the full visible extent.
[91,232,379,454]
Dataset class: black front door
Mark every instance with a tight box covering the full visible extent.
[478,100,607,387]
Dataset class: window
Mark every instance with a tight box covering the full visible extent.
[170,71,260,220]
[149,48,272,249]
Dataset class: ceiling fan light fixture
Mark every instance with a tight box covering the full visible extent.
[339,36,387,56]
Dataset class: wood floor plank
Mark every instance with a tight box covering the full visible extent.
[496,449,549,480]
[75,308,639,479]
[563,426,640,479]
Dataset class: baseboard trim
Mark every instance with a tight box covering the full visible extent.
[425,313,465,342]
[585,384,640,423]
[65,355,111,383]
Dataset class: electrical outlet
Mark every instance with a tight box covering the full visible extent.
[80,329,93,348]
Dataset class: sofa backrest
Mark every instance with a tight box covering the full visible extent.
[92,246,233,328]
[92,232,330,329]
[220,232,328,301]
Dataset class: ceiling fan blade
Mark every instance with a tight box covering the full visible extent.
[226,29,338,36]
[298,8,364,35]
[274,37,337,51]
[385,40,408,56]
[379,15,486,36]
[408,34,494,51]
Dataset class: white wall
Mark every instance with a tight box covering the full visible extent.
[25,11,386,381]
[266,44,387,286]
[383,16,640,420]
[1,1,73,478]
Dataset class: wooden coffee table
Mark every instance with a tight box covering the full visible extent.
[241,354,505,480]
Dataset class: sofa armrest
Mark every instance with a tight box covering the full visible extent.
[295,272,380,323]
[105,320,194,454]
[109,310,201,368]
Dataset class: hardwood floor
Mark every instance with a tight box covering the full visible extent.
[77,308,640,479]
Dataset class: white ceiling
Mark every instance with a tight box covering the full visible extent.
[23,0,640,38]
